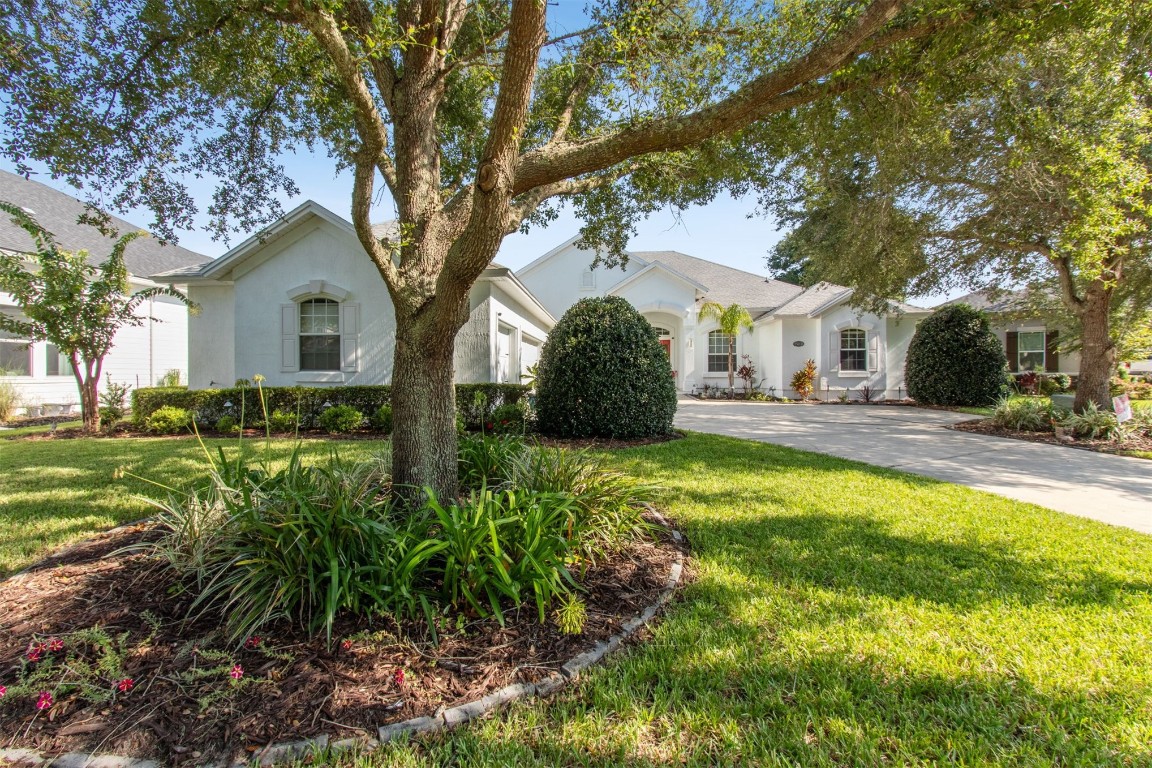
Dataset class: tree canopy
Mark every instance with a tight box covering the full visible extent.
[0,0,1114,495]
[767,6,1152,408]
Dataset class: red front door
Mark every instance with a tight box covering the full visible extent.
[659,339,671,357]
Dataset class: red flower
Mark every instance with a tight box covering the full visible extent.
[229,664,244,680]
[0,685,7,697]
[341,639,353,651]
[35,691,53,710]
[26,643,45,663]
[244,636,262,649]
[116,678,134,693]
[392,668,405,687]
[46,638,64,652]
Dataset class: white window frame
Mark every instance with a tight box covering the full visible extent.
[707,330,732,373]
[298,298,342,372]
[282,281,359,379]
[839,328,867,372]
[1018,330,1046,372]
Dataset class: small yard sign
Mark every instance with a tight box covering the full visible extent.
[1113,393,1133,424]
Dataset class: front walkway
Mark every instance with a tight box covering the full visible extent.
[675,399,1152,534]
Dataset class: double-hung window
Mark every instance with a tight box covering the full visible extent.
[708,330,732,372]
[1018,331,1045,371]
[839,329,867,372]
[299,299,341,371]
[0,309,32,376]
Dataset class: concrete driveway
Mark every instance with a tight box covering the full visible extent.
[675,399,1152,534]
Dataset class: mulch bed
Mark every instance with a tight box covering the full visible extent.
[0,523,686,763]
[950,418,1152,457]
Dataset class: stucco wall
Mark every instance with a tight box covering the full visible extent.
[516,241,639,319]
[226,223,396,387]
[187,285,235,389]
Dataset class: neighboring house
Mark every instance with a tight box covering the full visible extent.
[155,201,553,389]
[0,170,204,414]
[943,290,1080,376]
[517,237,930,399]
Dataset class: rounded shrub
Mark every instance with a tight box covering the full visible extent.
[146,405,194,435]
[535,296,676,439]
[319,404,363,434]
[371,403,393,434]
[215,415,240,434]
[905,304,1007,407]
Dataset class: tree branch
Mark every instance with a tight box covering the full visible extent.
[297,3,398,194]
[512,0,912,195]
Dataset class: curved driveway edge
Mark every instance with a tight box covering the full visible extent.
[676,400,1152,535]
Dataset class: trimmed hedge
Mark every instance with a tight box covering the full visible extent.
[535,296,676,439]
[131,383,530,430]
[906,304,1008,407]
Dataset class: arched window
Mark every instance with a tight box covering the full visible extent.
[299,298,341,371]
[708,330,733,372]
[839,328,867,372]
[652,326,671,337]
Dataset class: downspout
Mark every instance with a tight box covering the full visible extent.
[149,296,155,386]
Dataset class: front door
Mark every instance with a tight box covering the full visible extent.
[659,339,671,358]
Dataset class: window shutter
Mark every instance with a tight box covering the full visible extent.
[1005,332,1019,372]
[341,303,360,372]
[1045,330,1059,372]
[867,331,880,372]
[280,304,299,372]
[828,331,840,372]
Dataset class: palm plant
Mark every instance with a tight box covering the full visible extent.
[698,302,755,393]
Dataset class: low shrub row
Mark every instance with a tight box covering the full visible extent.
[128,434,655,645]
[991,397,1152,441]
[131,383,530,432]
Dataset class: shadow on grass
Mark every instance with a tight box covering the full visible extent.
[701,512,1152,609]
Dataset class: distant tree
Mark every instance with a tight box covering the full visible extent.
[698,301,754,393]
[767,230,823,287]
[0,203,191,431]
[769,13,1152,410]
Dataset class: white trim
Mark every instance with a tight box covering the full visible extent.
[833,318,876,332]
[514,234,585,277]
[295,371,345,384]
[287,280,351,301]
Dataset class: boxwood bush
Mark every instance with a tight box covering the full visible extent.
[131,383,529,431]
[905,304,1008,407]
[535,296,676,438]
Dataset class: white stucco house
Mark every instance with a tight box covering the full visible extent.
[943,290,1081,376]
[517,236,930,399]
[1,170,203,415]
[155,201,553,389]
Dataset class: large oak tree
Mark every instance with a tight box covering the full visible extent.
[766,6,1152,411]
[0,0,1098,498]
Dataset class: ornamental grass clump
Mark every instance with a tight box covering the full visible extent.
[1058,402,1121,440]
[991,397,1055,432]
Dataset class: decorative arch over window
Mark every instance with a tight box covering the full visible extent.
[280,283,359,375]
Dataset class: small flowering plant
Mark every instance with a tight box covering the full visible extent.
[2,628,133,713]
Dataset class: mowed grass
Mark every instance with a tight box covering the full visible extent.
[0,435,387,575]
[3,433,1152,764]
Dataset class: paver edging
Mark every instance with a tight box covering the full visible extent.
[0,522,687,768]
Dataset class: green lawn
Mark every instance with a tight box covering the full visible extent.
[2,433,1151,765]
[0,435,386,575]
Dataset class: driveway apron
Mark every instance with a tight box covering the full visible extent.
[675,399,1152,534]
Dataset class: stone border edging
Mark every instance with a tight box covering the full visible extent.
[0,522,687,768]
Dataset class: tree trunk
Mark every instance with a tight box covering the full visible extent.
[1073,286,1116,412]
[728,340,736,393]
[81,374,100,432]
[390,312,463,504]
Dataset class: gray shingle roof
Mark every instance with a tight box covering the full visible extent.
[0,169,208,278]
[770,281,853,315]
[631,250,803,311]
[940,289,1025,313]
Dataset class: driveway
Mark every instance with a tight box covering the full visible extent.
[675,399,1152,534]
